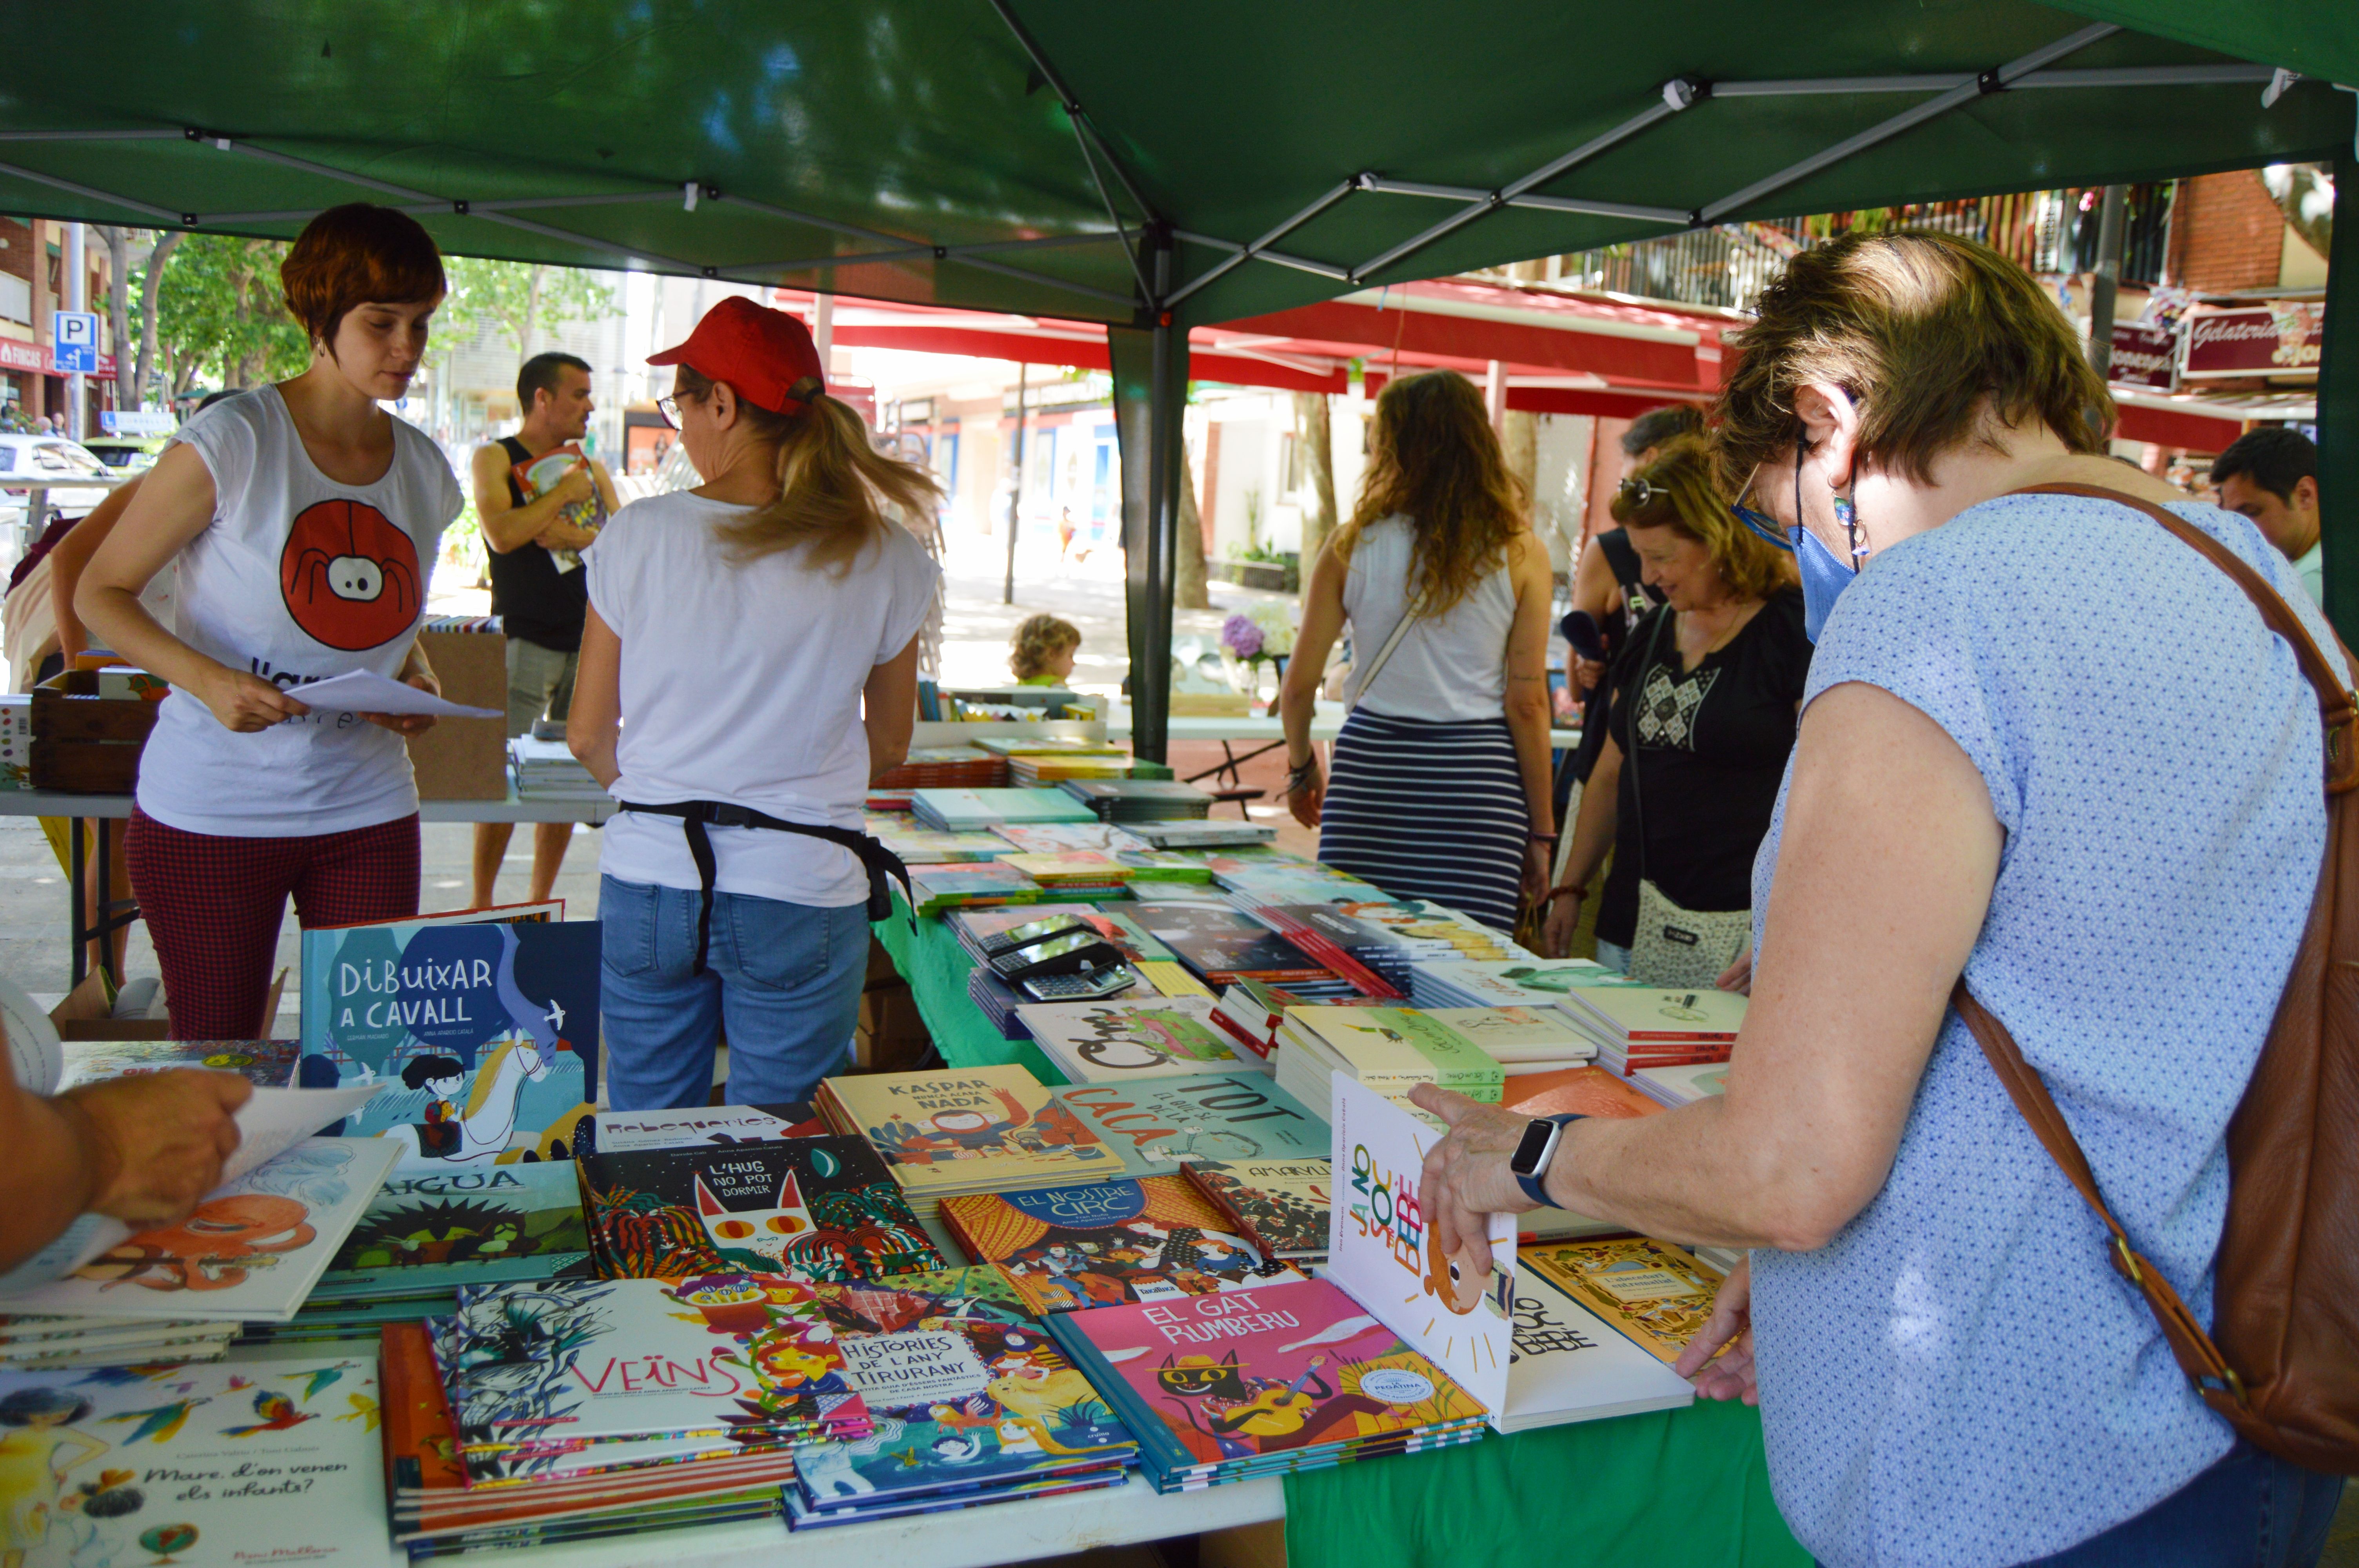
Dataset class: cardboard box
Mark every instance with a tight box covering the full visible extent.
[31,670,157,794]
[406,628,510,800]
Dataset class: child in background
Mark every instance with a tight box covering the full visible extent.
[1009,615,1081,686]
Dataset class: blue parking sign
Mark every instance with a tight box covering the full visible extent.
[53,310,99,374]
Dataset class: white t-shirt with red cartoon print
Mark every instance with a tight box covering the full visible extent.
[134,385,463,837]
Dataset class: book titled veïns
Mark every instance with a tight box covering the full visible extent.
[577,1138,942,1282]
[942,1176,1300,1316]
[297,916,600,1172]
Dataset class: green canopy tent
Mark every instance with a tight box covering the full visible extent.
[0,2,2351,757]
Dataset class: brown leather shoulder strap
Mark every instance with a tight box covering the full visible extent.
[2015,482,2359,790]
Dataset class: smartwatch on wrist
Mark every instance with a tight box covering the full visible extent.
[1509,1113,1583,1209]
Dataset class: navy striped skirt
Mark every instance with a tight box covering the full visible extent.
[1318,709,1528,933]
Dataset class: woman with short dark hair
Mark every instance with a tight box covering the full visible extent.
[1410,229,2345,1568]
[80,203,460,1039]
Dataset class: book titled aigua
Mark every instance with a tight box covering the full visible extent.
[792,1267,1133,1520]
[942,1176,1300,1315]
[298,917,600,1172]
[578,1139,942,1282]
[313,1161,592,1301]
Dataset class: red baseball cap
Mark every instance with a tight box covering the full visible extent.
[647,295,826,415]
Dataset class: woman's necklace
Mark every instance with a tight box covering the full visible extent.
[1674,599,1762,670]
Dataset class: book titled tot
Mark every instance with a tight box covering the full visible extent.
[1323,1078,1692,1433]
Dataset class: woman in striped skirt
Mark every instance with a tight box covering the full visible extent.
[1278,370,1558,933]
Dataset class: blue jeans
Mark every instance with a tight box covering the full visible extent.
[1820,1441,2341,1568]
[599,875,868,1112]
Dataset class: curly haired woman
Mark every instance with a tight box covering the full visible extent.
[1279,370,1556,932]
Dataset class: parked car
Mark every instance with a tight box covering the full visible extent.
[0,434,117,536]
[82,434,169,472]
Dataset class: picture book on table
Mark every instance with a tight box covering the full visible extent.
[1042,1275,1488,1473]
[296,917,600,1172]
[313,1161,592,1299]
[941,1176,1301,1316]
[1182,1159,1332,1259]
[1521,1238,1727,1367]
[1049,1073,1330,1179]
[792,1267,1134,1510]
[1416,960,1648,1005]
[55,1039,300,1092]
[0,1138,400,1323]
[1343,901,1531,962]
[1323,1078,1514,1418]
[1016,997,1260,1082]
[990,823,1151,855]
[1125,903,1330,984]
[425,1275,871,1454]
[820,1069,1121,1192]
[1326,1080,1692,1431]
[577,1139,942,1282]
[0,1347,387,1568]
[588,1102,826,1152]
[1500,1065,1665,1120]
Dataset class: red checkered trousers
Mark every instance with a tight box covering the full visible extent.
[126,807,421,1039]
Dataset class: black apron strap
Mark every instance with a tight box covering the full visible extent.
[617,800,916,976]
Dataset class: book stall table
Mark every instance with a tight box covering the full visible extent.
[0,786,618,986]
[863,896,1808,1568]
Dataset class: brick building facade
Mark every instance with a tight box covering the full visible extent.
[2165,169,2323,294]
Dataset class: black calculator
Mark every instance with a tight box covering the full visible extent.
[1018,962,1138,1002]
[980,914,1093,959]
[987,930,1124,983]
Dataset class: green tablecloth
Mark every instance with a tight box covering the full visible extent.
[872,895,1061,1082]
[873,902,1807,1568]
[1284,1399,1806,1568]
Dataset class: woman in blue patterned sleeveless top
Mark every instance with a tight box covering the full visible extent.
[1405,230,2345,1568]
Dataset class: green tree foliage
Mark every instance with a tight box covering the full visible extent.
[435,257,617,364]
[145,234,309,397]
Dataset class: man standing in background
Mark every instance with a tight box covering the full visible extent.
[2210,426,2323,610]
[470,351,620,907]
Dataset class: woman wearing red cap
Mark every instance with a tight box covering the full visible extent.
[568,296,943,1110]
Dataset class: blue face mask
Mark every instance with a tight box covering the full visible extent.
[1731,442,1865,644]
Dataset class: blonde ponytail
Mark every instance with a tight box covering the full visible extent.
[680,367,944,573]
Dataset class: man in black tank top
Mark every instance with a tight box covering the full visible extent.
[467,351,619,907]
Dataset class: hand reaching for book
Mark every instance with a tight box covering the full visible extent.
[1676,1255,1758,1405]
[58,1068,250,1227]
[1407,1083,1537,1283]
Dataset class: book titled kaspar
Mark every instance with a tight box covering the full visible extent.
[578,1138,941,1282]
[298,916,600,1172]
[818,1067,1121,1196]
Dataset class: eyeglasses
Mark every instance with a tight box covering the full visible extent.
[655,394,684,429]
[1728,460,1796,552]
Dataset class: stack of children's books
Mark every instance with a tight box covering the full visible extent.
[998,849,1134,897]
[1417,1006,1594,1072]
[510,735,608,802]
[786,1266,1138,1527]
[1343,900,1537,965]
[423,1276,871,1531]
[53,1036,300,1091]
[1208,980,1287,1060]
[1406,956,1643,1011]
[908,860,1043,916]
[0,1346,393,1559]
[814,1066,1128,1222]
[1058,779,1214,824]
[386,1319,795,1552]
[991,822,1150,855]
[871,744,1009,793]
[1556,987,1746,1076]
[1631,1061,1731,1108]
[1043,1273,1489,1491]
[1128,819,1276,850]
[867,816,1018,865]
[1043,1071,1329,1180]
[914,787,1098,834]
[1129,902,1336,989]
[1274,1005,1506,1122]
[941,1174,1303,1315]
[1003,744,1137,788]
[1017,997,1267,1083]
[1323,1080,1697,1436]
[576,1135,943,1281]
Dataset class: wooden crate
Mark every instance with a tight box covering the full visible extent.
[30,671,156,793]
